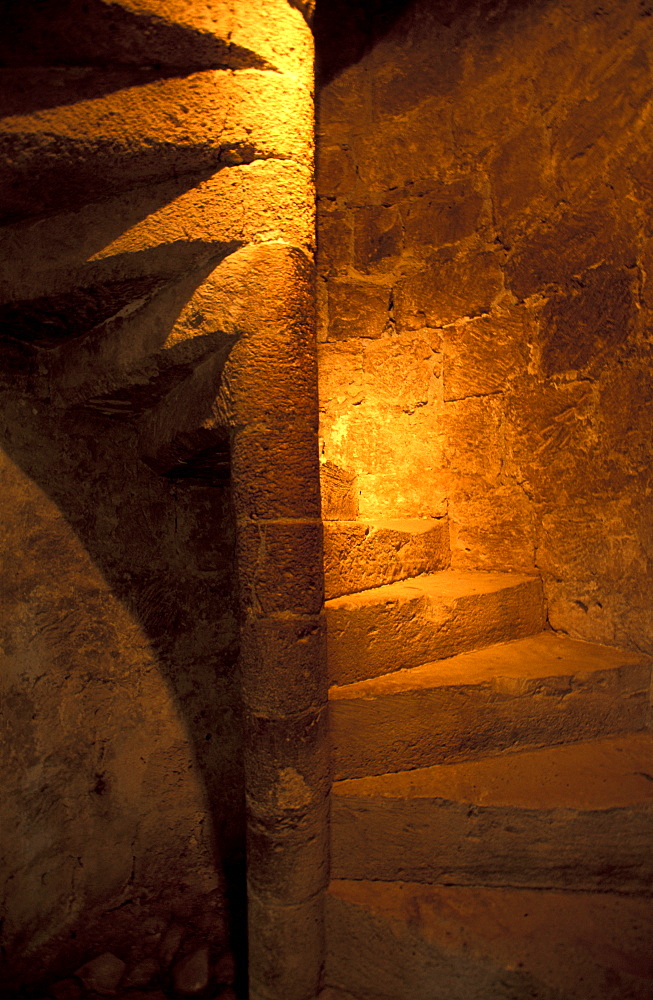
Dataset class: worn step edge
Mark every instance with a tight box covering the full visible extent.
[326,570,546,686]
[323,517,450,600]
[325,880,653,1000]
[329,632,652,778]
[331,733,653,891]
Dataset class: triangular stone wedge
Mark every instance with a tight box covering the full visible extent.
[330,632,652,778]
[324,879,653,1000]
[326,570,545,686]
[331,732,653,892]
[323,518,450,600]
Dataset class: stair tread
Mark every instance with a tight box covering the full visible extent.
[325,569,537,609]
[326,880,653,1000]
[329,631,652,700]
[333,731,653,811]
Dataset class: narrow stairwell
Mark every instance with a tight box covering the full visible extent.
[321,517,653,1000]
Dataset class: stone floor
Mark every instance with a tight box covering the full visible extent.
[28,915,239,1000]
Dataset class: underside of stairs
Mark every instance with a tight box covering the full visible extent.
[322,517,653,1000]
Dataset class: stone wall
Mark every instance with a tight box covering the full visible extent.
[0,1,315,992]
[317,0,653,654]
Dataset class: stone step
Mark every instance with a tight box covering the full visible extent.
[326,570,545,687]
[332,732,653,892]
[323,518,450,600]
[329,632,651,779]
[325,879,653,1000]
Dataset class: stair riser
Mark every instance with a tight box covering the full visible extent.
[325,882,653,1000]
[325,891,558,1000]
[327,577,545,685]
[323,519,450,600]
[331,665,651,778]
[331,797,653,892]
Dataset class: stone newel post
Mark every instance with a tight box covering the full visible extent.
[219,243,328,1000]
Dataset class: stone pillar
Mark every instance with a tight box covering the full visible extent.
[217,244,327,1000]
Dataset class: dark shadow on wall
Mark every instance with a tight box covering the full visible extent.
[0,277,249,997]
[314,0,418,85]
[0,5,257,989]
[314,0,555,85]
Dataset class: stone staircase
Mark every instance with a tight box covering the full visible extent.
[321,517,653,1000]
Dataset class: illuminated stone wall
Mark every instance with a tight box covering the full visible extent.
[0,1,316,992]
[317,0,653,655]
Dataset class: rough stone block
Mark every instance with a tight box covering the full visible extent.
[323,518,450,599]
[551,48,650,186]
[539,263,636,376]
[247,794,329,904]
[320,461,359,520]
[236,519,323,616]
[327,280,390,340]
[395,250,503,330]
[352,101,455,193]
[75,954,126,996]
[181,242,315,343]
[245,706,330,824]
[224,329,317,431]
[0,2,233,70]
[3,0,313,80]
[599,360,653,485]
[88,159,314,258]
[503,376,597,503]
[363,332,438,412]
[442,310,530,401]
[452,52,528,139]
[317,68,372,139]
[120,957,159,989]
[320,401,443,496]
[504,207,635,301]
[248,890,324,1000]
[318,340,364,409]
[355,473,448,521]
[172,946,211,996]
[316,144,356,199]
[445,478,536,574]
[440,396,503,479]
[353,204,403,271]
[401,178,482,249]
[240,612,327,717]
[317,209,353,274]
[537,500,653,654]
[489,122,552,228]
[232,423,320,520]
[326,570,544,685]
[370,36,462,116]
[230,0,315,77]
[537,502,636,588]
